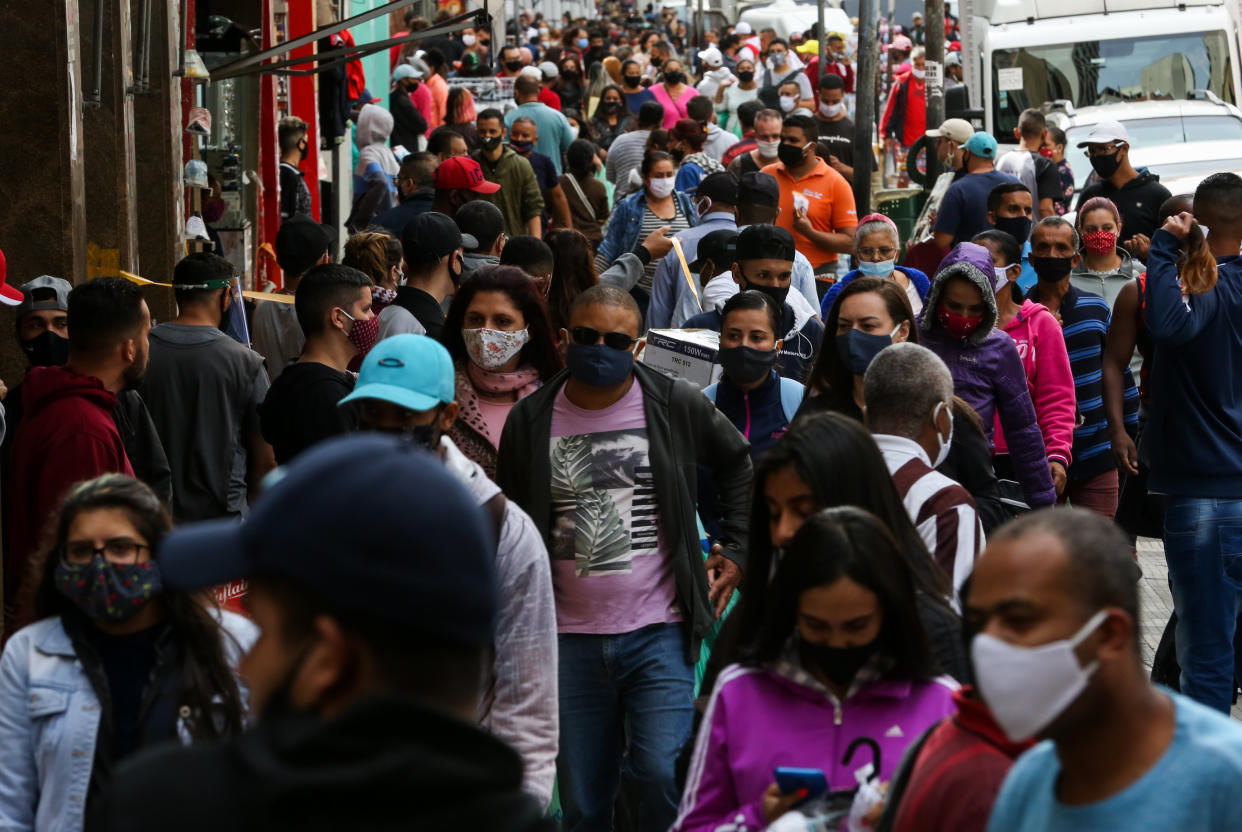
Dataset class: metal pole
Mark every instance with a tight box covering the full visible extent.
[924,0,945,185]
[697,0,704,53]
[854,0,880,215]
[91,0,106,103]
[817,0,826,86]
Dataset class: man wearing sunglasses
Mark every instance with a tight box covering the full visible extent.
[1075,120,1171,261]
[497,284,753,832]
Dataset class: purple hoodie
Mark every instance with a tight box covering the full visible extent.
[673,663,958,832]
[918,243,1055,508]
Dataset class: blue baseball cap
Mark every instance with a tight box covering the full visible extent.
[339,334,455,413]
[964,131,998,159]
[156,434,497,644]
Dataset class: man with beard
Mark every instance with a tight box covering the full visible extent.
[5,278,152,611]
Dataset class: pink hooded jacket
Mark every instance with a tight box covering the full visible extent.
[994,299,1075,469]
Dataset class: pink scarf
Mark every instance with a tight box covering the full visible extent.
[466,362,542,396]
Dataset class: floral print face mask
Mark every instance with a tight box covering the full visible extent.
[55,557,163,622]
[462,327,531,370]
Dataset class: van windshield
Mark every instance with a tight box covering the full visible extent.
[991,31,1235,137]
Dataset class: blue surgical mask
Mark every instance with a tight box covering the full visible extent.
[836,324,902,376]
[566,343,634,387]
[577,37,589,49]
[859,259,895,278]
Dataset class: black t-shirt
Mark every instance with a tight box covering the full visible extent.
[83,624,164,760]
[815,115,855,169]
[393,286,446,340]
[1031,152,1060,206]
[1077,172,1172,241]
[259,361,357,465]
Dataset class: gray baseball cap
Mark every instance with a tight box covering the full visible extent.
[16,275,71,319]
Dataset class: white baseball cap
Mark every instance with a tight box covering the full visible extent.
[697,46,723,67]
[538,61,559,80]
[734,21,752,34]
[1076,120,1130,147]
[926,118,974,144]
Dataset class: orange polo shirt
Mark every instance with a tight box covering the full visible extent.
[761,159,857,268]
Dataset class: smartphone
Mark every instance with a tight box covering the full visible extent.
[773,766,829,802]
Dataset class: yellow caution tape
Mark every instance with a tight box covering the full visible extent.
[670,237,702,313]
[119,270,294,304]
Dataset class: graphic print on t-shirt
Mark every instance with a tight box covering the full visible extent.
[549,428,658,576]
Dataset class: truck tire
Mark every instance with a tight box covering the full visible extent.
[905,135,930,188]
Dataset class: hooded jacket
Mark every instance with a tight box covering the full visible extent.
[683,303,824,385]
[6,367,133,594]
[994,299,1075,470]
[918,244,1055,507]
[350,105,399,229]
[673,660,957,832]
[98,695,557,832]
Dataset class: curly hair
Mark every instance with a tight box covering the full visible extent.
[441,265,564,379]
[342,230,403,289]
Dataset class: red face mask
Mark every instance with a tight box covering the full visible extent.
[1083,230,1117,255]
[938,304,984,339]
[1038,146,1054,159]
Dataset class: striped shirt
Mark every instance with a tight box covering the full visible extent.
[1026,284,1139,481]
[875,434,982,596]
[604,128,652,203]
[636,201,690,294]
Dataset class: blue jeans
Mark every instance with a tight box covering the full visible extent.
[557,622,695,832]
[1165,497,1242,713]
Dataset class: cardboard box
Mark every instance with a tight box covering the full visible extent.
[640,328,722,388]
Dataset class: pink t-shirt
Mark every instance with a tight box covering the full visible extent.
[549,380,681,634]
[474,396,515,449]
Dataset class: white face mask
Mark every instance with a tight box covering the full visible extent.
[993,265,1013,294]
[569,124,580,139]
[462,34,476,46]
[779,96,797,113]
[972,609,1109,742]
[819,101,844,118]
[756,138,781,158]
[932,400,953,468]
[647,176,676,198]
[911,67,926,80]
[462,327,531,370]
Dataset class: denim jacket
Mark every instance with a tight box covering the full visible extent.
[0,610,257,832]
[595,189,698,266]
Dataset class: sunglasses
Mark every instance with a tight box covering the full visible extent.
[569,326,637,351]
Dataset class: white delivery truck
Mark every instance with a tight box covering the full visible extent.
[958,0,1242,143]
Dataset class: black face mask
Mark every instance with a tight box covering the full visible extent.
[993,214,1032,243]
[670,147,686,163]
[741,272,790,308]
[801,634,879,688]
[777,142,807,168]
[603,100,622,112]
[1030,255,1075,284]
[1089,149,1122,179]
[737,70,755,83]
[624,75,642,88]
[664,71,685,85]
[297,140,309,162]
[259,641,315,721]
[21,330,70,367]
[718,344,779,385]
[504,60,523,72]
[479,134,503,152]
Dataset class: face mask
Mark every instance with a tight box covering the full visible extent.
[769,54,788,68]
[737,70,755,83]
[801,634,878,688]
[1038,145,1055,159]
[718,344,779,385]
[858,259,895,278]
[569,124,580,139]
[463,326,531,370]
[1083,230,1118,255]
[577,38,589,49]
[756,138,781,158]
[741,273,791,309]
[910,67,926,79]
[993,214,1032,243]
[603,100,622,112]
[937,305,983,339]
[836,324,899,376]
[462,33,476,46]
[1030,255,1074,284]
[670,147,687,163]
[479,134,503,152]
[55,556,162,622]
[664,71,686,85]
[1089,149,1122,179]
[509,139,534,155]
[819,101,844,118]
[777,142,808,167]
[21,330,70,367]
[339,308,380,356]
[647,176,675,198]
[297,140,309,162]
[779,96,797,113]
[993,265,1014,294]
[695,197,713,217]
[973,610,1108,741]
[505,60,523,72]
[624,75,642,88]
[932,400,954,468]
[203,198,226,224]
[566,342,635,387]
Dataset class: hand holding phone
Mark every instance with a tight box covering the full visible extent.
[773,766,829,801]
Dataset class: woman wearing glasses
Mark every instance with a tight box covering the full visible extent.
[0,475,255,832]
[819,213,929,318]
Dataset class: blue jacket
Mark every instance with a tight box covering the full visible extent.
[1142,229,1242,497]
[705,372,804,460]
[820,265,930,319]
[684,304,824,384]
[648,212,739,329]
[0,612,257,832]
[596,189,698,268]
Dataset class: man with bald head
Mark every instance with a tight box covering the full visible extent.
[497,284,753,831]
[969,508,1242,830]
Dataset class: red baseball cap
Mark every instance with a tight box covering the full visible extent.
[434,156,500,194]
[0,248,25,307]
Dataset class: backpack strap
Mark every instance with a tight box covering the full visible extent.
[702,382,719,403]
[778,377,805,424]
[872,718,944,832]
[483,492,507,548]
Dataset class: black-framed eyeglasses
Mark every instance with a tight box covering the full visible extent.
[61,538,150,565]
[569,326,637,351]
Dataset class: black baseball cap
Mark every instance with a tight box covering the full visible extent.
[690,229,738,271]
[156,434,498,645]
[735,224,796,263]
[454,201,505,253]
[692,172,740,206]
[274,216,336,277]
[738,172,781,208]
[402,211,467,263]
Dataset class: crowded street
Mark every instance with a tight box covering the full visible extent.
[3,0,1242,829]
